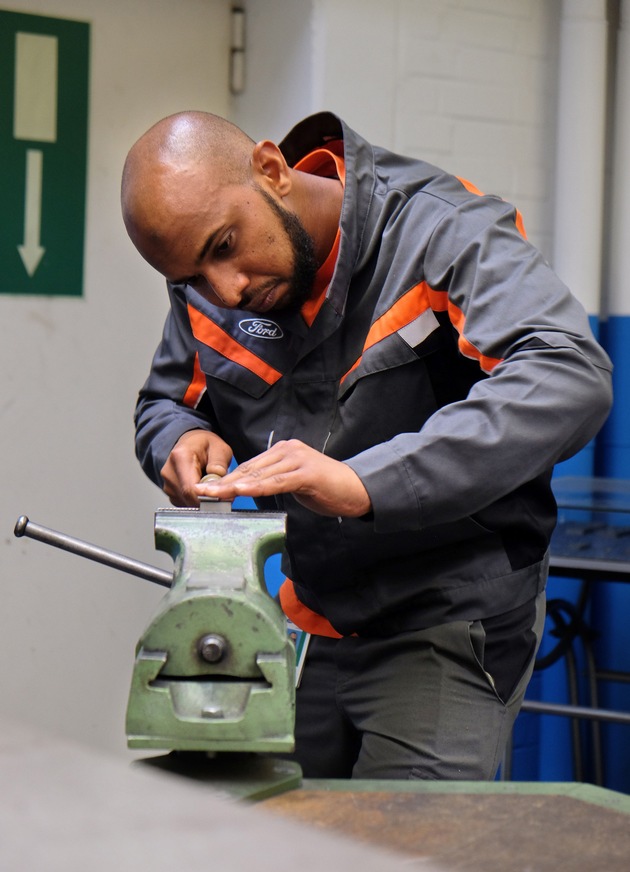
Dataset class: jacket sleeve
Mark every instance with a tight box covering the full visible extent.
[135,283,215,486]
[345,196,613,534]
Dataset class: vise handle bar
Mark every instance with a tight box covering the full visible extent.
[14,515,173,588]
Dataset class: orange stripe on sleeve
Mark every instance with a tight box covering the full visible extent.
[182,351,207,409]
[457,334,503,373]
[514,209,527,238]
[456,176,485,197]
[187,305,283,385]
[456,176,527,239]
[441,296,502,371]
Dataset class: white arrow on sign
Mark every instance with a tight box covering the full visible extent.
[14,32,58,279]
[18,148,45,277]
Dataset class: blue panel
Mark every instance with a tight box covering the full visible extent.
[590,316,630,791]
[513,314,608,784]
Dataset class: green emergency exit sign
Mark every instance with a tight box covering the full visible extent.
[0,9,89,296]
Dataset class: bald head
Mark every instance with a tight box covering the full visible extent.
[119,110,339,311]
[121,111,256,252]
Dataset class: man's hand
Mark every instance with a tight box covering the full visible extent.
[160,429,233,506]
[193,439,372,518]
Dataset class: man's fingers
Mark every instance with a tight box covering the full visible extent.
[196,456,299,499]
[193,439,371,518]
[161,429,233,506]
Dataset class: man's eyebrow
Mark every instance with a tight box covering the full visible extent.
[196,230,220,265]
[170,231,220,285]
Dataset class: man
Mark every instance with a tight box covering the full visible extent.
[122,110,612,780]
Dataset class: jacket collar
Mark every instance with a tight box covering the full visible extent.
[279,112,376,319]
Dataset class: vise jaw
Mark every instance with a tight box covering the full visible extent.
[125,505,295,754]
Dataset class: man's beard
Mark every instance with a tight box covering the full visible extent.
[255,187,319,312]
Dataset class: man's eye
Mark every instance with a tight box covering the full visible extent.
[216,234,232,255]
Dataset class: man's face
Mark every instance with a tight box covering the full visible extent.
[132,168,318,313]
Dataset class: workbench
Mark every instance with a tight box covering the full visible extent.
[5,716,629,872]
[263,779,630,871]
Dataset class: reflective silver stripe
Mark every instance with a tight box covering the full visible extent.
[397,308,440,347]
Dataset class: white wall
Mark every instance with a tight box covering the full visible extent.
[1,0,230,755]
[230,0,315,141]
[233,0,560,257]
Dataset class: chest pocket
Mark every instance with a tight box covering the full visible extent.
[331,313,485,459]
[196,341,282,399]
[338,304,445,394]
[189,303,293,399]
[330,333,440,459]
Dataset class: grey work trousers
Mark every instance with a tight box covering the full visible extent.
[288,592,546,780]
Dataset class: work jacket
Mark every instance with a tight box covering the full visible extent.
[135,112,613,637]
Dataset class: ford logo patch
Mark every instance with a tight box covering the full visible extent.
[238,318,284,339]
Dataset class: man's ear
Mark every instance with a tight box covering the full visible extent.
[251,140,292,196]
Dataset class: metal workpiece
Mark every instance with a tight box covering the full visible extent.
[198,472,232,513]
[126,505,296,753]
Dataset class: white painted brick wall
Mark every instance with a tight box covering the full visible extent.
[234,0,561,257]
[393,0,559,255]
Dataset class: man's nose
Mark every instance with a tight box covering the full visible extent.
[200,266,249,308]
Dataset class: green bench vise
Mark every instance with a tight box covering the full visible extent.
[127,502,295,753]
[14,500,296,757]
